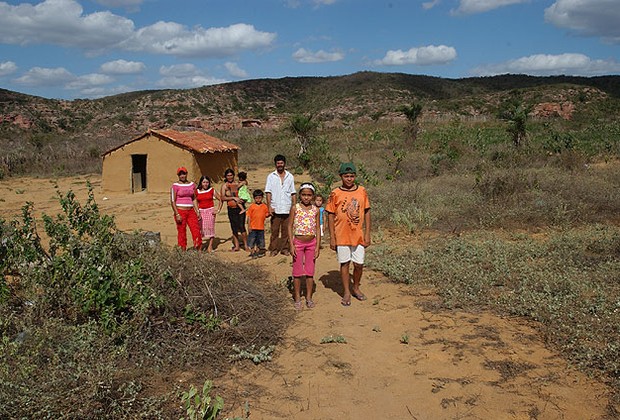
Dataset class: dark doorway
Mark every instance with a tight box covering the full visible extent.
[131,154,147,193]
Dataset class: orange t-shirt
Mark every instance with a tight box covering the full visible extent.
[325,185,370,246]
[246,202,270,230]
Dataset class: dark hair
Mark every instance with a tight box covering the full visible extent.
[224,168,235,176]
[253,189,264,197]
[274,154,286,164]
[238,171,247,181]
[198,176,211,189]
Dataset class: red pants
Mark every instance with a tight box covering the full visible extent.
[175,207,202,250]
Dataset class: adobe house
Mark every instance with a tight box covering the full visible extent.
[102,129,239,193]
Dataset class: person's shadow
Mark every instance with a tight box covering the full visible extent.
[318,270,345,298]
[211,237,224,251]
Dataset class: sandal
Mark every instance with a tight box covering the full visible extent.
[294,300,303,310]
[352,292,367,301]
[306,299,315,309]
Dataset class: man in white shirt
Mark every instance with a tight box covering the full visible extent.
[265,154,296,256]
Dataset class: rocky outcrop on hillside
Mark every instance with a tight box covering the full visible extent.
[1,73,618,138]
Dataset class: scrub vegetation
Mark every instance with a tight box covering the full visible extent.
[1,72,620,415]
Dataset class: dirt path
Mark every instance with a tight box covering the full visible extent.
[0,171,613,419]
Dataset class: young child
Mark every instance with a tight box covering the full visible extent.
[246,189,270,259]
[315,194,327,245]
[288,182,321,309]
[325,162,371,307]
[237,171,252,214]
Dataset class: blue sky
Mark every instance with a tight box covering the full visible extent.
[0,0,618,99]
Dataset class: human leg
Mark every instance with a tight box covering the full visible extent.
[206,237,214,253]
[337,245,357,305]
[202,207,216,252]
[257,230,266,257]
[350,245,366,300]
[291,238,305,277]
[305,276,315,308]
[268,215,280,254]
[227,207,240,251]
[351,263,366,300]
[248,231,258,257]
[175,208,189,250]
[279,213,291,255]
[269,214,287,254]
[238,212,248,250]
[340,261,352,305]
[293,276,303,309]
[187,210,202,250]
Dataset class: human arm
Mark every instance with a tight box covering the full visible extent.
[314,208,321,259]
[363,208,371,247]
[328,212,336,251]
[265,192,274,216]
[170,187,181,223]
[288,205,296,257]
[212,188,220,214]
[193,189,201,220]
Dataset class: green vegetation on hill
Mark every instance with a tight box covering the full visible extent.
[1,72,619,179]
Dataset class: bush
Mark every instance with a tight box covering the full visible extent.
[0,186,290,417]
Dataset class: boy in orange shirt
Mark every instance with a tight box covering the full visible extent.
[325,162,371,306]
[246,189,271,258]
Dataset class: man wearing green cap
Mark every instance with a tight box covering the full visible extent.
[325,162,371,306]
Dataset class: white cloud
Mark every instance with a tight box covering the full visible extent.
[79,84,135,98]
[100,59,145,74]
[0,0,135,50]
[545,0,620,43]
[66,73,115,89]
[470,53,620,76]
[292,48,344,63]
[121,22,276,58]
[159,63,200,77]
[0,61,18,76]
[13,66,74,86]
[313,0,337,6]
[157,63,228,89]
[0,0,276,58]
[452,0,529,15]
[423,0,441,10]
[374,45,457,66]
[225,62,248,78]
[94,0,143,8]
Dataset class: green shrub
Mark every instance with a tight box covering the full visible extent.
[0,186,290,417]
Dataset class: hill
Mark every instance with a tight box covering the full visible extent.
[2,72,620,136]
[1,71,620,178]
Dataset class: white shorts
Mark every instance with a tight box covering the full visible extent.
[337,245,365,265]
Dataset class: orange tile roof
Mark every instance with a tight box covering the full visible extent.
[151,129,239,153]
[103,129,240,156]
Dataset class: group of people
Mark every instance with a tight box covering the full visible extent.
[170,155,371,309]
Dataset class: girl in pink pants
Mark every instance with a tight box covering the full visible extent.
[288,183,321,309]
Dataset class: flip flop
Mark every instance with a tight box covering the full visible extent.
[294,300,303,310]
[306,299,315,309]
[341,298,351,307]
[352,292,367,301]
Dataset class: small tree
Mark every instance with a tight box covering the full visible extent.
[498,95,532,148]
[398,102,423,142]
[288,113,318,168]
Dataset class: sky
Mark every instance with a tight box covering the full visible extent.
[0,0,619,100]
